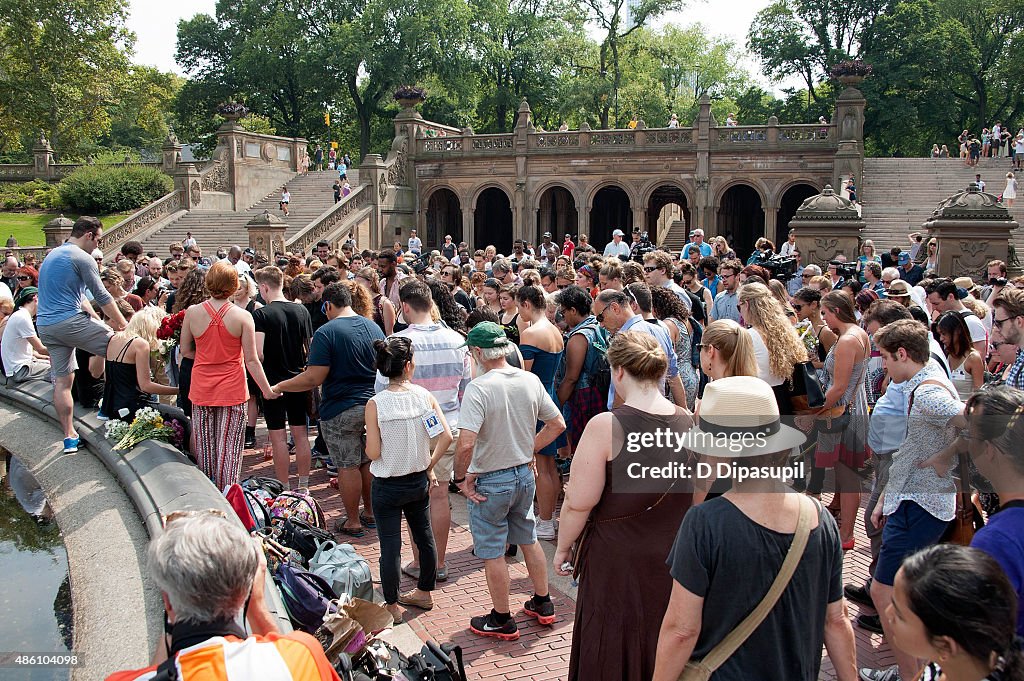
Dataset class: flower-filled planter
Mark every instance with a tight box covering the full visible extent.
[394,86,427,109]
[829,60,872,86]
[217,101,250,122]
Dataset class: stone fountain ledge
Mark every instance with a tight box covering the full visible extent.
[0,380,290,680]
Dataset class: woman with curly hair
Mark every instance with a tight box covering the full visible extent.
[355,266,396,335]
[284,256,304,279]
[427,279,467,334]
[650,286,697,409]
[339,278,374,320]
[172,268,209,415]
[736,282,808,414]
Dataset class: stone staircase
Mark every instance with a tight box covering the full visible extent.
[659,219,689,252]
[860,157,1023,255]
[140,170,356,255]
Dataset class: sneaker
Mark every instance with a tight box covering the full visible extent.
[860,666,900,681]
[63,437,80,453]
[523,596,555,625]
[856,613,884,635]
[324,460,338,475]
[844,583,873,608]
[536,518,557,541]
[469,611,519,640]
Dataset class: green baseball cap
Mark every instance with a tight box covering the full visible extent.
[463,321,510,348]
[13,286,37,309]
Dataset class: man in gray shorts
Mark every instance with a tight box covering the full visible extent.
[454,322,565,641]
[37,217,127,453]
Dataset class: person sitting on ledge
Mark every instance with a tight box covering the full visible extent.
[106,511,341,681]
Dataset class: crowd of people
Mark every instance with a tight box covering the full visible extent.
[944,124,1024,169]
[5,217,1023,681]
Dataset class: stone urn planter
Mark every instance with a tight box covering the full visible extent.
[394,86,427,110]
[830,60,872,88]
[217,102,249,123]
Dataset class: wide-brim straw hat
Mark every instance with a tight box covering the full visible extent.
[682,376,806,458]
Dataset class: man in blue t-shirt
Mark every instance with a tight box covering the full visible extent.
[37,216,129,454]
[680,228,713,261]
[271,281,384,537]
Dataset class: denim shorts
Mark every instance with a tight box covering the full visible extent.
[874,500,950,586]
[467,464,537,559]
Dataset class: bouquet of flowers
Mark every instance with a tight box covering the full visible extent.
[105,407,180,451]
[796,320,819,356]
[156,310,186,361]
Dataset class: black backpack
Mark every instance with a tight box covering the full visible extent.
[279,517,335,565]
[686,287,706,324]
[688,318,704,368]
[241,476,285,497]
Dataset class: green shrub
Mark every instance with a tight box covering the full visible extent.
[58,165,173,215]
[0,180,61,211]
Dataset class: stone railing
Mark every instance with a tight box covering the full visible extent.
[285,184,373,254]
[469,133,515,151]
[99,189,184,253]
[418,136,463,153]
[0,164,35,180]
[713,123,835,148]
[417,124,703,156]
[534,132,581,148]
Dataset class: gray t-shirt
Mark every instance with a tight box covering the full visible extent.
[37,243,112,326]
[459,366,560,474]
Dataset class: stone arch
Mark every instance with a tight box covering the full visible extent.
[643,179,692,247]
[423,186,463,248]
[588,182,634,251]
[474,186,514,255]
[585,180,639,211]
[470,182,515,211]
[775,182,821,247]
[715,182,765,262]
[534,183,579,247]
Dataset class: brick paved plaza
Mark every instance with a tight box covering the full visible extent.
[241,440,894,680]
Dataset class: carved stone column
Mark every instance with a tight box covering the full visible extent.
[246,210,287,264]
[361,153,387,249]
[786,185,864,267]
[162,133,182,173]
[43,215,74,247]
[833,78,866,198]
[33,134,54,180]
[921,184,1019,280]
[176,164,202,211]
[695,96,712,233]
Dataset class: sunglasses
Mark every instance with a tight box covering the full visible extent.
[16,275,30,281]
[801,274,813,279]
[643,266,658,273]
[791,303,803,311]
[595,308,606,323]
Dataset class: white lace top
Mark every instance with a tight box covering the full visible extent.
[368,384,435,478]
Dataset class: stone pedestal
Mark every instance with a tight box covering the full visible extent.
[162,133,182,173]
[361,153,387,249]
[787,185,864,267]
[33,135,53,179]
[921,184,1019,281]
[833,79,866,196]
[246,210,287,263]
[175,164,202,210]
[43,215,74,247]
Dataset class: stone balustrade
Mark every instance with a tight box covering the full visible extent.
[285,183,372,254]
[99,190,184,253]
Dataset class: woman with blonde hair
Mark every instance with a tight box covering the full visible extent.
[924,237,939,272]
[737,282,808,414]
[180,261,278,489]
[97,306,178,420]
[768,278,798,323]
[554,331,693,680]
[355,266,396,335]
[857,239,881,282]
[712,235,736,260]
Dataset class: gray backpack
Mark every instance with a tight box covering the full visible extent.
[310,541,374,601]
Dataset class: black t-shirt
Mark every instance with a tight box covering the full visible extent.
[304,301,329,331]
[453,287,472,312]
[252,301,312,385]
[667,497,842,681]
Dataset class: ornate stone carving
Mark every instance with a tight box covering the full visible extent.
[101,192,182,251]
[718,128,767,142]
[379,176,388,201]
[536,134,580,148]
[200,161,229,192]
[648,130,693,145]
[472,136,513,150]
[190,180,201,205]
[422,138,462,152]
[590,132,635,146]
[288,186,373,254]
[779,126,830,142]
[695,176,710,191]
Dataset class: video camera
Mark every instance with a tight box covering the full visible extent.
[629,232,656,263]
[830,260,858,280]
[752,251,799,281]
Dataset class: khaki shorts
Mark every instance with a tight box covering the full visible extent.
[321,404,368,469]
[38,313,112,377]
[430,427,458,484]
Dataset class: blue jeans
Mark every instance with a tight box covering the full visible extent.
[468,464,537,560]
[371,471,436,604]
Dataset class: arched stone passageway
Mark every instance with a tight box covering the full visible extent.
[776,184,819,247]
[590,186,632,251]
[425,188,462,248]
[717,185,764,261]
[474,187,514,255]
[646,184,690,246]
[536,186,578,245]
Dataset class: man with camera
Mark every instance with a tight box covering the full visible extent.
[982,259,1008,303]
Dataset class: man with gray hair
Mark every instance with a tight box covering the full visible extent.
[454,321,565,640]
[106,512,340,680]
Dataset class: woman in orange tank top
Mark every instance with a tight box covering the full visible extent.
[180,262,278,489]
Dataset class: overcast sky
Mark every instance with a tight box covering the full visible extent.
[127,0,788,88]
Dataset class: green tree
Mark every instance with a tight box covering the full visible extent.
[577,0,685,128]
[0,0,133,157]
[99,67,183,154]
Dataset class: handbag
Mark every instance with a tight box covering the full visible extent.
[815,405,850,434]
[311,541,374,601]
[679,496,814,681]
[788,361,826,412]
[274,562,339,633]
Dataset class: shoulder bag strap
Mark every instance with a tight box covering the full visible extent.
[696,496,814,673]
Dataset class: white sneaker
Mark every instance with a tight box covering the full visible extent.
[536,518,557,541]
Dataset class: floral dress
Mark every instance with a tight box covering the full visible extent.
[665,317,697,410]
[815,341,870,470]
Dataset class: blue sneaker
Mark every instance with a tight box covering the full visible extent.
[63,437,80,453]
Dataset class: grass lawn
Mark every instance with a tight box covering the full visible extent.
[0,211,134,247]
